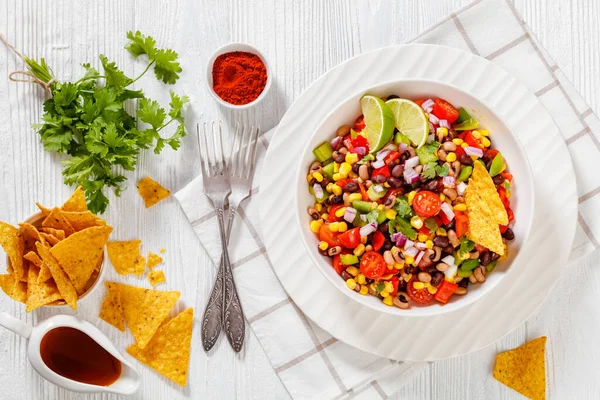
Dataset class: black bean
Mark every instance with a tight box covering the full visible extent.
[427,266,437,274]
[443,245,454,254]
[407,266,419,275]
[341,271,352,281]
[445,220,455,230]
[424,180,439,192]
[480,251,491,266]
[491,252,500,261]
[343,182,359,192]
[388,177,403,188]
[309,178,317,186]
[381,240,393,252]
[492,174,504,185]
[430,271,444,287]
[433,236,449,248]
[391,164,404,178]
[458,154,473,166]
[482,151,495,164]
[389,158,401,168]
[332,151,345,163]
[330,195,343,204]
[397,279,407,292]
[458,278,469,288]
[372,174,387,184]
[352,163,361,174]
[321,177,331,187]
[387,94,400,100]
[503,228,515,240]
[378,223,389,233]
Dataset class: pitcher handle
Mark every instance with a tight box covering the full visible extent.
[0,312,32,339]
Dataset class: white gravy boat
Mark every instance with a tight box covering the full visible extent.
[0,312,141,395]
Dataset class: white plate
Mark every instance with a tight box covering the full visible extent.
[259,44,577,361]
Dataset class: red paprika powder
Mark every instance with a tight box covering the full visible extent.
[212,51,267,105]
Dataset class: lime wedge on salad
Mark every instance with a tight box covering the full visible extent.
[386,98,429,148]
[360,95,395,153]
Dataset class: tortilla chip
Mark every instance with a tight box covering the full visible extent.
[494,336,547,400]
[147,252,163,269]
[36,202,52,216]
[137,177,171,208]
[19,222,45,243]
[39,232,60,246]
[23,251,51,283]
[107,240,146,276]
[26,265,62,312]
[62,211,106,232]
[42,208,75,236]
[113,282,180,349]
[61,186,88,212]
[40,227,65,240]
[148,270,166,287]
[36,242,78,310]
[24,251,42,268]
[126,308,194,386]
[469,162,509,225]
[0,221,26,281]
[99,282,125,332]
[0,274,27,303]
[50,225,112,294]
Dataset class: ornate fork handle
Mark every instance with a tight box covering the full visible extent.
[200,256,225,351]
[222,205,245,352]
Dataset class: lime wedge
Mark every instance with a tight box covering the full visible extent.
[360,95,395,153]
[386,98,429,148]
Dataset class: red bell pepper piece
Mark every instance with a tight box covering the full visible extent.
[336,178,355,188]
[390,276,400,297]
[355,115,366,132]
[413,99,426,107]
[460,131,482,149]
[372,165,390,178]
[384,151,401,165]
[506,207,514,222]
[328,204,344,222]
[497,186,510,209]
[499,224,508,234]
[454,211,468,238]
[432,98,460,123]
[418,226,431,235]
[359,183,369,201]
[372,231,385,252]
[455,145,466,158]
[343,137,354,151]
[350,135,368,149]
[434,280,458,304]
[501,171,513,182]
[338,227,361,249]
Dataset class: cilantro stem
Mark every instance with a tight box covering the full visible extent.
[156,117,175,133]
[74,75,106,85]
[128,60,155,86]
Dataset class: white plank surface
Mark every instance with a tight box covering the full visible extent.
[0,0,599,399]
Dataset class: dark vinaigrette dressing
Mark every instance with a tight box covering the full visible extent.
[40,327,121,386]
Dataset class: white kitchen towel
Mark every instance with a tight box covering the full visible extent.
[176,0,600,399]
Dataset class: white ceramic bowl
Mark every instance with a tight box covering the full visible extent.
[295,79,535,317]
[205,42,272,110]
[7,212,107,308]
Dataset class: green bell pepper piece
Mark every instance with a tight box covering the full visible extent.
[486,260,498,273]
[457,166,473,182]
[352,200,372,213]
[489,152,504,177]
[313,142,333,163]
[455,107,472,124]
[367,185,387,201]
[459,259,480,272]
[453,118,479,131]
[394,132,412,146]
[457,269,472,278]
[340,254,359,265]
[322,162,335,179]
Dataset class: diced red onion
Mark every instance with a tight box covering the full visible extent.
[429,113,439,125]
[403,167,420,184]
[457,182,467,196]
[360,215,367,222]
[415,242,427,251]
[313,183,323,199]
[353,146,367,156]
[439,119,450,129]
[422,99,434,111]
[429,122,435,133]
[344,207,357,223]
[360,222,377,237]
[440,202,455,222]
[441,255,455,266]
[442,176,456,188]
[464,146,484,158]
[391,232,406,245]
[376,149,391,161]
[383,143,398,152]
[404,239,414,250]
[373,184,384,193]
[398,143,408,152]
[395,235,407,248]
[415,250,425,265]
[427,134,435,143]
[372,159,385,169]
[330,136,343,150]
[405,156,420,169]
[404,246,418,258]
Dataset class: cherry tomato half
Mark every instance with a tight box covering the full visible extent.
[332,255,345,275]
[319,224,340,247]
[407,279,434,304]
[338,227,361,249]
[355,115,366,132]
[359,251,386,279]
[432,98,460,123]
[412,191,442,218]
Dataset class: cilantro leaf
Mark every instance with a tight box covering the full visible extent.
[394,196,413,218]
[460,237,475,253]
[424,218,438,233]
[137,98,166,129]
[420,162,438,179]
[375,282,386,295]
[125,31,157,58]
[365,210,379,224]
[168,90,189,122]
[99,54,132,87]
[416,141,440,164]
[436,163,449,177]
[153,49,182,84]
[389,217,417,240]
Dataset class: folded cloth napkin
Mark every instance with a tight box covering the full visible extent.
[176,0,600,398]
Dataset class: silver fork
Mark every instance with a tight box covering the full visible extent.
[197,121,232,352]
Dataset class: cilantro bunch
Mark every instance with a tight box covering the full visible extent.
[22,31,188,213]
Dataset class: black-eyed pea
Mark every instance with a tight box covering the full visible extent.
[336,125,351,137]
[474,266,486,283]
[435,262,449,272]
[417,272,431,283]
[393,292,410,309]
[455,287,467,295]
[383,250,395,266]
[469,274,478,284]
[328,246,342,256]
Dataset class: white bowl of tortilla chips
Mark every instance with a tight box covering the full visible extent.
[0,187,112,312]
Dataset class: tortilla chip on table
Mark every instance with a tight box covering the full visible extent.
[99,282,126,332]
[107,240,146,276]
[137,177,171,208]
[0,221,26,281]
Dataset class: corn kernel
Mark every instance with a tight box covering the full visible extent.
[329,222,339,232]
[383,182,390,188]
[410,216,423,229]
[425,240,434,249]
[436,227,447,236]
[321,213,329,221]
[413,281,425,290]
[313,172,323,182]
[318,241,329,251]
[371,202,378,210]
[345,153,359,164]
[418,233,429,242]
[346,278,357,290]
[314,203,323,212]
[310,220,323,233]
[380,290,390,298]
[359,286,369,295]
[337,222,348,232]
[381,274,394,280]
[377,204,385,211]
[358,131,367,138]
[453,203,467,212]
[446,152,457,162]
[384,281,394,292]
[461,142,468,148]
[383,296,394,306]
[472,130,481,139]
[349,172,359,179]
[427,285,438,294]
[479,129,490,137]
[356,273,366,285]
[334,162,340,173]
[439,193,446,202]
[404,273,413,282]
[452,138,464,145]
[353,244,366,257]
[387,263,394,270]
[395,262,404,270]
[332,173,341,181]
[331,185,343,196]
[481,137,491,148]
[405,256,415,265]
[334,207,346,218]
[346,266,359,276]
[407,191,416,205]
[348,193,362,202]
[306,174,313,182]
[326,183,335,193]
[361,236,368,244]
[339,162,352,175]
[385,209,397,220]
[436,127,448,137]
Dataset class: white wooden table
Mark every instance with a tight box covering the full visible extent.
[1,0,599,399]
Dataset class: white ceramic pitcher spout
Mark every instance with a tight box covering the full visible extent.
[0,312,141,396]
